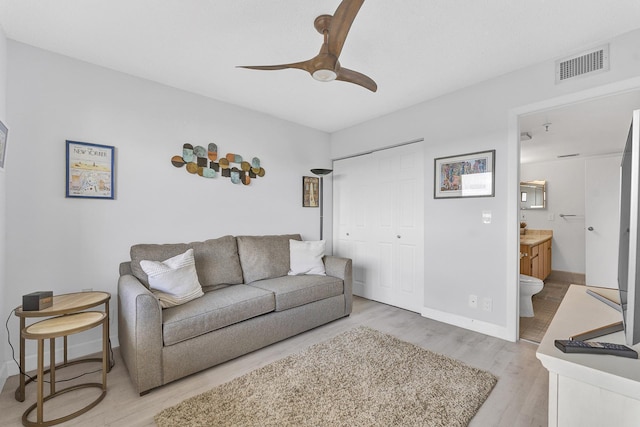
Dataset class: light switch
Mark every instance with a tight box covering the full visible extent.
[482,210,492,224]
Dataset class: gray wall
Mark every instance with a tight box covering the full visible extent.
[0,24,7,390]
[2,41,332,376]
[330,29,640,340]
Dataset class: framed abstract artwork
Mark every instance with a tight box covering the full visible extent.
[434,150,495,199]
[66,140,115,199]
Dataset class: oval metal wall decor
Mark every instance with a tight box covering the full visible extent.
[171,143,264,185]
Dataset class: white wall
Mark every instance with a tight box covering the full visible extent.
[2,42,332,375]
[0,24,8,391]
[331,29,640,340]
[521,157,586,274]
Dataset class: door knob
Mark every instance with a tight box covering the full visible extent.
[587,226,594,231]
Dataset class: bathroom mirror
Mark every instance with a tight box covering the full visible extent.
[520,180,546,209]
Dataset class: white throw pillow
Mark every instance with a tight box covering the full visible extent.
[288,239,326,276]
[140,248,204,308]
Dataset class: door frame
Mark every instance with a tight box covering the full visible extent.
[507,76,640,341]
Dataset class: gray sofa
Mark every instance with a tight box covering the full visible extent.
[117,234,353,395]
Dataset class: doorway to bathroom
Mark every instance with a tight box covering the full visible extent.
[516,89,640,342]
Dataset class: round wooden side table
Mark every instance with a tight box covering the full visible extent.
[14,291,111,402]
[21,311,109,427]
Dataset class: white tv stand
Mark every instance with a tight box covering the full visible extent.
[536,285,640,426]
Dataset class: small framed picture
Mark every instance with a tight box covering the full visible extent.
[66,140,115,199]
[434,150,495,199]
[303,176,319,207]
[0,120,8,171]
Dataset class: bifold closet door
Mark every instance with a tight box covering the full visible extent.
[333,142,424,313]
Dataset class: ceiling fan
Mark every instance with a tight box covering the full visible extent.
[238,0,377,92]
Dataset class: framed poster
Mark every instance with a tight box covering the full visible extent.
[66,140,115,199]
[0,120,7,171]
[434,150,495,199]
[303,176,319,207]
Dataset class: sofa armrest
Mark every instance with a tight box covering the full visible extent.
[324,256,353,315]
[119,261,133,276]
[117,273,163,395]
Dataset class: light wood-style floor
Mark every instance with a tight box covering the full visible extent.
[520,280,571,343]
[1,296,548,426]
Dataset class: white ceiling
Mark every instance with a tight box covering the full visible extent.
[520,90,640,164]
[1,0,640,134]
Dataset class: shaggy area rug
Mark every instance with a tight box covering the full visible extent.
[155,327,497,427]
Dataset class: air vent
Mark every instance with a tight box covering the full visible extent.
[555,44,609,83]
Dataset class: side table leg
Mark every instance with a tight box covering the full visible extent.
[105,300,111,371]
[102,318,108,389]
[50,338,56,395]
[15,317,26,402]
[63,335,68,364]
[37,339,44,424]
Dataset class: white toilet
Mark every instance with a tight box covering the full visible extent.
[519,274,544,317]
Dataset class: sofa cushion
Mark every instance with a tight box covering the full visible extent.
[248,275,343,312]
[237,234,301,284]
[140,248,204,308]
[130,235,243,290]
[131,242,188,287]
[288,239,326,276]
[190,237,244,291]
[161,284,275,346]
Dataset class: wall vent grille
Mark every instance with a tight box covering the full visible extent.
[555,44,609,83]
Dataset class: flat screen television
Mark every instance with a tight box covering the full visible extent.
[617,109,640,346]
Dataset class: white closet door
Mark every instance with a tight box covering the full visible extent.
[585,155,622,288]
[333,142,424,312]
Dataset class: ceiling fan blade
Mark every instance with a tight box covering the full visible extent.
[237,60,311,72]
[328,0,365,58]
[336,67,377,92]
[238,0,376,91]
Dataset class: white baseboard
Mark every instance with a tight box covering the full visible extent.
[421,306,513,342]
[3,335,119,378]
[352,284,365,298]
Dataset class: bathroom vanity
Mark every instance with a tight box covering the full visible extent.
[520,230,552,280]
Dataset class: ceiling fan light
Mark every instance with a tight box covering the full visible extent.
[312,69,337,82]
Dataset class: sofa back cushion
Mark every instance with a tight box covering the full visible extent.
[130,235,244,289]
[237,234,301,284]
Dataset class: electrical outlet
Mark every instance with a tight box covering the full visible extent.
[520,212,527,220]
[548,213,554,221]
[468,294,478,308]
[482,297,493,312]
